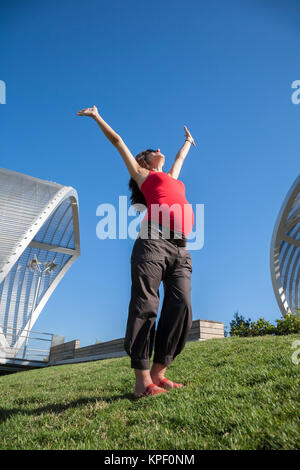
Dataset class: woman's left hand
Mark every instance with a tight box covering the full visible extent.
[184,126,196,148]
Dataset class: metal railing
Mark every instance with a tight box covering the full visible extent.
[0,324,54,364]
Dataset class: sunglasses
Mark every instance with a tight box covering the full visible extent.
[136,149,158,160]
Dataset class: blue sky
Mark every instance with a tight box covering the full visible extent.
[1,0,299,346]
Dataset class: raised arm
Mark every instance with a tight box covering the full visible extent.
[167,126,196,179]
[77,105,144,180]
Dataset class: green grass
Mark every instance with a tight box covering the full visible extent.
[0,334,300,450]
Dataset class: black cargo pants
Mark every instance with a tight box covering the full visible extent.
[124,235,193,370]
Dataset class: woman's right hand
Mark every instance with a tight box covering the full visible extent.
[77,105,99,118]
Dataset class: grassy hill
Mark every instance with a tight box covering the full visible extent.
[0,334,299,450]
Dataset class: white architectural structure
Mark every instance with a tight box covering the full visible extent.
[270,174,300,317]
[0,167,80,360]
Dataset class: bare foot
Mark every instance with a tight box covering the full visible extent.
[151,376,184,390]
[134,383,167,398]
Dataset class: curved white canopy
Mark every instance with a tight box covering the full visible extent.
[270,174,300,317]
[0,167,80,358]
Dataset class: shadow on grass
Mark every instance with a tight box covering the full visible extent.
[0,392,137,423]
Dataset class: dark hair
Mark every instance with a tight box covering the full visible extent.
[128,149,154,211]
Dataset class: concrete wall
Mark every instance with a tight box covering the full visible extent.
[48,319,224,366]
[49,339,80,363]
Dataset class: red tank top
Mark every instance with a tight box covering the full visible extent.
[140,170,194,237]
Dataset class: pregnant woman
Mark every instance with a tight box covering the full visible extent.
[77,105,196,399]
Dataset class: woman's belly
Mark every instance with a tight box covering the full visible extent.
[142,197,194,237]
